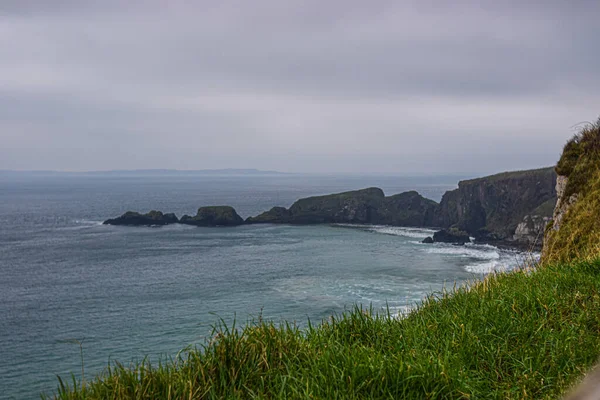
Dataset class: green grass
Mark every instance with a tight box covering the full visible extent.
[48,258,600,399]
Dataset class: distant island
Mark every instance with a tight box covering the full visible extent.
[104,167,557,250]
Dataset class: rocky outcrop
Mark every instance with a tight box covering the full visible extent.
[435,167,557,247]
[432,229,471,245]
[549,175,579,233]
[513,215,551,245]
[245,188,438,226]
[103,210,179,226]
[180,206,244,227]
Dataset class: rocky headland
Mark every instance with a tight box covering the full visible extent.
[103,167,557,249]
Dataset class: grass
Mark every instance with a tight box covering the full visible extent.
[544,117,600,263]
[48,258,600,399]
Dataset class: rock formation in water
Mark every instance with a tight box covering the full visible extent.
[180,206,244,227]
[103,210,179,226]
[246,188,438,226]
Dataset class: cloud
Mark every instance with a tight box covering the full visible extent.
[1,1,599,173]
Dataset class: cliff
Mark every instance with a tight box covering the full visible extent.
[543,118,600,262]
[435,167,557,248]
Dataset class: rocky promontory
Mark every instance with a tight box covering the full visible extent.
[247,188,438,226]
[434,167,557,249]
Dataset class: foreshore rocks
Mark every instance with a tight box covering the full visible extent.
[180,206,244,227]
[102,210,178,226]
[432,229,471,245]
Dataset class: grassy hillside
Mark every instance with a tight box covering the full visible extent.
[544,118,600,263]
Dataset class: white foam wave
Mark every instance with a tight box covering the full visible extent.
[465,260,510,274]
[73,219,103,226]
[367,226,436,239]
[425,245,500,260]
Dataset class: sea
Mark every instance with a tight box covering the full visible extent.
[0,172,531,399]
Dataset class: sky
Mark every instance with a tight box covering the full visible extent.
[1,1,599,175]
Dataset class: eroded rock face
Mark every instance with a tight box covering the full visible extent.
[513,215,551,245]
[180,206,244,227]
[103,210,179,226]
[550,175,579,232]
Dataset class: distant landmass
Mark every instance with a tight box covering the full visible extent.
[0,168,291,176]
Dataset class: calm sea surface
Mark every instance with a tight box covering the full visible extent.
[0,173,529,399]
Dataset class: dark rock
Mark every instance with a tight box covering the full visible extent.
[180,206,244,227]
[432,229,471,245]
[422,236,434,244]
[246,188,438,226]
[103,210,178,226]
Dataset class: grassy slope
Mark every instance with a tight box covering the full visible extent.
[544,119,600,264]
[51,259,600,399]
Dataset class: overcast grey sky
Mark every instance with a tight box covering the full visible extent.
[1,1,599,174]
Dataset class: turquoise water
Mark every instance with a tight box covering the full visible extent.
[0,173,527,399]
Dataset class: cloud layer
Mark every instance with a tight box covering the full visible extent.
[1,1,599,174]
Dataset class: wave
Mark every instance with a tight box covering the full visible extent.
[425,244,500,260]
[73,219,104,226]
[464,260,510,274]
[367,226,436,239]
[332,224,436,239]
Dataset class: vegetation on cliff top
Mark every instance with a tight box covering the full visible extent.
[544,118,600,263]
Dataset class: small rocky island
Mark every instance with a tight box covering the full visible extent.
[103,167,557,249]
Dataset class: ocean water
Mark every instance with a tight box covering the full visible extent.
[0,173,530,399]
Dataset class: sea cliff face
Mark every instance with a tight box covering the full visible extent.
[435,167,557,247]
